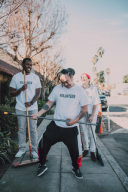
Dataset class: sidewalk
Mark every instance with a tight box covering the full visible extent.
[0,115,128,192]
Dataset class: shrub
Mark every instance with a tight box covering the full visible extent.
[1,80,11,104]
[0,129,18,168]
[37,100,46,112]
[0,105,18,139]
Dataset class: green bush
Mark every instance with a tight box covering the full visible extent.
[1,80,16,106]
[37,100,46,112]
[0,129,18,167]
[1,80,11,104]
[0,105,18,139]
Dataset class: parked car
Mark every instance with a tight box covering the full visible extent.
[105,90,111,97]
[99,94,108,111]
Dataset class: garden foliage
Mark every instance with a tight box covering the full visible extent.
[0,129,18,167]
[0,105,18,139]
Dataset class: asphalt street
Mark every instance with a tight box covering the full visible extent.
[104,96,128,113]
[109,105,128,113]
[102,96,128,128]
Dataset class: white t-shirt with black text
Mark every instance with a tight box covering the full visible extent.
[9,72,42,111]
[81,85,100,115]
[48,84,88,128]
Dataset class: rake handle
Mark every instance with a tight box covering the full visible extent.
[87,112,97,147]
[4,112,97,126]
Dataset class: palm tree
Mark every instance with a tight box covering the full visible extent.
[106,68,110,90]
[92,67,96,72]
[97,47,105,72]
[97,47,105,58]
[92,55,99,87]
[92,67,98,87]
[91,55,99,65]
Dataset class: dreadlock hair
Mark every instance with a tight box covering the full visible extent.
[57,68,75,80]
[22,58,32,65]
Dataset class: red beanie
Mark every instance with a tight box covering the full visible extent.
[81,73,91,80]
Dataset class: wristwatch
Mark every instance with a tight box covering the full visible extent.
[30,100,34,105]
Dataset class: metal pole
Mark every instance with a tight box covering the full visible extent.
[4,112,97,126]
[107,105,110,132]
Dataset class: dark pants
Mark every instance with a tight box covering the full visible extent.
[38,121,79,169]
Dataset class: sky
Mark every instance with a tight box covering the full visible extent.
[58,0,128,85]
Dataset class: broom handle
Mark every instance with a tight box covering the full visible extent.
[24,71,32,157]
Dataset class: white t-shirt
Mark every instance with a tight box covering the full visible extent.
[48,84,88,128]
[9,72,42,111]
[82,85,100,115]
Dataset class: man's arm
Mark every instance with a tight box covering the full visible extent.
[25,88,41,107]
[10,85,27,97]
[77,105,88,121]
[66,105,88,126]
[31,100,55,120]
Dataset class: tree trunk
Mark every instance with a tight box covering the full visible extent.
[46,87,49,94]
[42,87,46,100]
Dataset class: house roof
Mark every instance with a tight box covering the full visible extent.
[0,48,22,70]
[0,60,21,76]
[0,59,43,81]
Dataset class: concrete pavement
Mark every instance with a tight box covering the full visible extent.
[0,115,128,192]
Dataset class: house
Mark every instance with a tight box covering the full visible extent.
[0,48,22,70]
[0,60,21,103]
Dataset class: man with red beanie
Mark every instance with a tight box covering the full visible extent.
[80,73,100,161]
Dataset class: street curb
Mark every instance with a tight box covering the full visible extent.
[97,138,128,192]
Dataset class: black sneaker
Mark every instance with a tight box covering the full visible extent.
[91,152,96,162]
[72,168,83,179]
[83,150,89,157]
[37,163,48,177]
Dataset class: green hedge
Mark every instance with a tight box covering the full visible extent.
[0,105,18,139]
[0,130,18,167]
[0,103,18,168]
[1,80,11,105]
